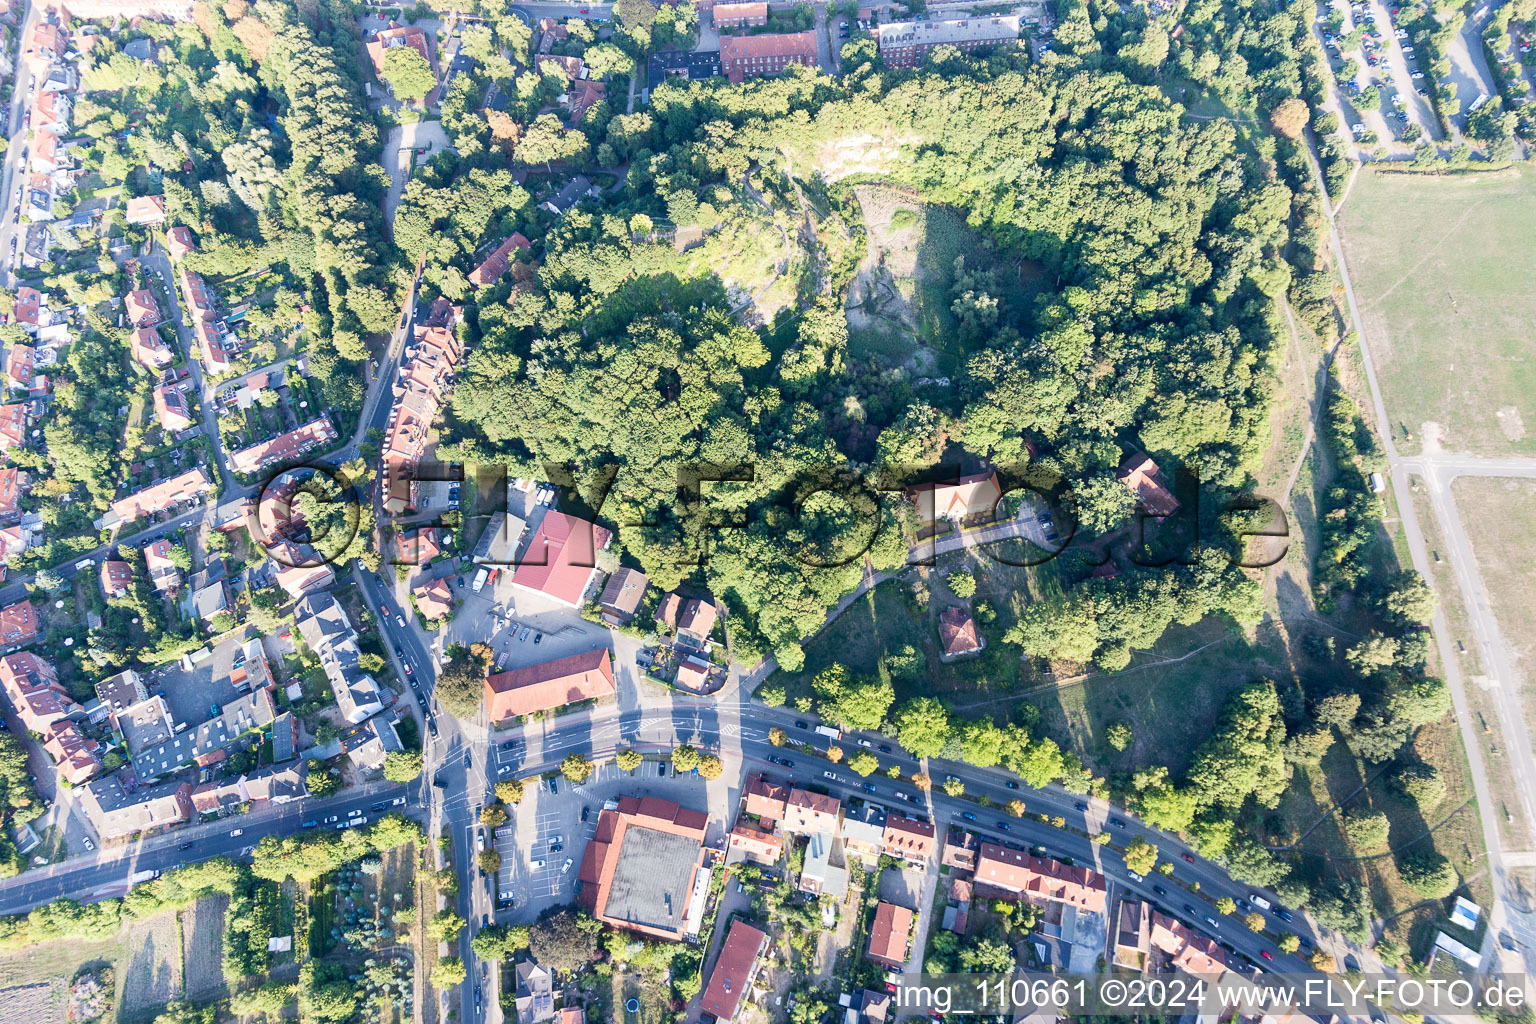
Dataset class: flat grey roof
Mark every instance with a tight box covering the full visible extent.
[604,826,701,934]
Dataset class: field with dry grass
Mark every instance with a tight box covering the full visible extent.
[181,893,228,1001]
[117,910,182,1019]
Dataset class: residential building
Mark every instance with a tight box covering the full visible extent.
[129,326,175,369]
[0,469,26,524]
[0,651,76,733]
[95,467,213,530]
[674,656,711,692]
[647,49,723,84]
[228,417,338,475]
[973,844,1108,912]
[484,647,615,722]
[539,175,593,217]
[125,194,166,226]
[294,593,385,724]
[1117,452,1179,517]
[79,776,194,842]
[43,720,102,784]
[783,787,840,834]
[1149,911,1228,976]
[727,822,782,865]
[5,344,34,391]
[938,606,982,657]
[0,600,40,650]
[799,828,847,898]
[153,383,196,432]
[344,716,402,772]
[130,686,277,780]
[183,565,231,624]
[27,22,66,62]
[841,803,887,863]
[873,16,1021,67]
[29,133,61,174]
[24,175,53,223]
[906,471,1002,523]
[468,233,530,287]
[0,404,27,453]
[192,762,307,815]
[566,79,606,124]
[143,538,183,593]
[367,22,433,79]
[179,265,218,320]
[0,525,32,565]
[1114,898,1152,970]
[513,962,555,1024]
[179,267,236,373]
[577,795,711,940]
[882,814,936,865]
[866,902,914,969]
[116,695,175,754]
[30,90,70,134]
[381,308,462,514]
[657,593,718,644]
[743,774,790,822]
[713,1,768,28]
[165,225,196,262]
[412,578,454,620]
[395,525,441,566]
[270,543,337,599]
[598,567,648,625]
[700,920,770,1023]
[510,510,611,607]
[719,32,817,83]
[95,669,149,726]
[535,54,586,82]
[13,287,46,330]
[99,558,133,598]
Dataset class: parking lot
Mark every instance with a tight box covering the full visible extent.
[491,758,723,923]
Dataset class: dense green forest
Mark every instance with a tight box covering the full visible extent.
[445,51,1289,667]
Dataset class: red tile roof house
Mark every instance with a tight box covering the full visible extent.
[938,606,983,659]
[43,720,102,784]
[0,404,27,454]
[125,194,167,226]
[1117,452,1180,518]
[973,843,1108,912]
[905,470,1002,524]
[13,287,46,330]
[130,327,175,370]
[142,538,182,593]
[99,558,134,599]
[0,599,41,650]
[467,233,530,287]
[866,902,914,969]
[700,919,771,1023]
[0,468,23,524]
[881,814,936,865]
[484,647,615,723]
[153,383,196,432]
[164,225,197,262]
[228,416,339,476]
[577,795,710,940]
[656,593,718,644]
[510,510,612,608]
[4,344,34,391]
[0,651,78,734]
[412,578,455,620]
[124,288,162,327]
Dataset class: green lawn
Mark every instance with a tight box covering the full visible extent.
[1337,165,1536,455]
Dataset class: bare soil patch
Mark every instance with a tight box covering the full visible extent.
[181,893,228,1001]
[118,910,182,1019]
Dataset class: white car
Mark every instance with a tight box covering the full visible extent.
[549,835,565,844]
[497,765,514,776]
[1411,70,1424,78]
[82,837,95,851]
[531,858,546,869]
[396,615,406,628]
[229,829,243,837]
[561,858,574,874]
[391,796,407,806]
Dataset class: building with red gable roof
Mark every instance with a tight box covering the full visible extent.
[125,195,167,226]
[510,510,611,608]
[467,233,530,287]
[165,225,197,262]
[699,919,770,1023]
[484,647,615,722]
[577,795,710,940]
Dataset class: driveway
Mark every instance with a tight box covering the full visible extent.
[381,120,451,235]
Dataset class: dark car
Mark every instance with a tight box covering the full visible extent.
[767,755,785,765]
[1276,908,1294,922]
[581,806,590,822]
[179,842,194,850]
[427,717,438,737]
[1074,802,1089,811]
[1109,818,1127,829]
[547,776,559,793]
[1005,781,1019,790]
[501,740,521,751]
[1184,904,1197,915]
[961,812,977,822]
[780,759,794,768]
[658,762,667,776]
[995,821,1012,831]
[794,720,809,729]
[465,752,472,767]
[1181,852,1195,863]
[1153,885,1167,896]
[862,783,878,793]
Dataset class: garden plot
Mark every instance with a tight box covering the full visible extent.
[117,910,183,1019]
[0,980,64,1024]
[180,893,228,1001]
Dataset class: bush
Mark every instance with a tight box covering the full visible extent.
[1399,849,1458,898]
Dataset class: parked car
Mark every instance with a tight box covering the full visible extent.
[82,837,95,851]
[531,859,546,869]
[562,858,574,874]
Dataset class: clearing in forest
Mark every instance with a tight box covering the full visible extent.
[1337,166,1536,456]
